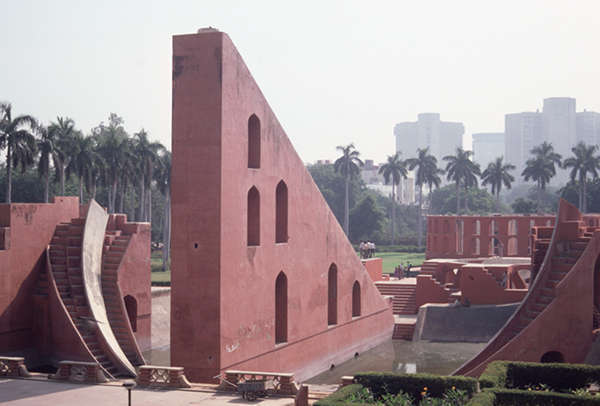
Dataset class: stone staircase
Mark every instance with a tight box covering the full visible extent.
[393,322,415,340]
[375,283,417,315]
[101,227,144,367]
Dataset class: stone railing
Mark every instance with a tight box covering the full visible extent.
[136,366,191,388]
[49,361,108,384]
[222,370,297,395]
[0,357,31,378]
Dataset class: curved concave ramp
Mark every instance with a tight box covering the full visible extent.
[82,200,136,376]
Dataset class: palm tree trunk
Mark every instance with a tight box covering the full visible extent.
[391,183,396,245]
[60,165,66,195]
[44,172,50,203]
[91,181,97,200]
[343,176,350,236]
[79,175,84,203]
[6,145,12,204]
[417,185,423,248]
[119,182,126,213]
[537,180,542,214]
[496,191,500,212]
[146,187,152,223]
[138,175,145,222]
[162,191,170,271]
[581,178,587,213]
[110,179,118,213]
[456,180,460,215]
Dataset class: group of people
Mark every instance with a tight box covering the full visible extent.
[359,241,376,259]
[393,262,413,278]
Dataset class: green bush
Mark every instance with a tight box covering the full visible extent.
[505,362,600,392]
[314,384,370,406]
[493,388,600,405]
[478,362,509,389]
[354,372,478,401]
[466,390,496,406]
[151,281,171,286]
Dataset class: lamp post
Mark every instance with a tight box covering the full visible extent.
[123,380,135,406]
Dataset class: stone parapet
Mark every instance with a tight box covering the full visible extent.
[0,356,31,378]
[136,365,191,388]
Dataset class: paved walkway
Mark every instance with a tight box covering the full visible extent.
[0,378,294,405]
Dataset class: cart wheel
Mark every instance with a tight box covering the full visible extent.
[247,392,256,401]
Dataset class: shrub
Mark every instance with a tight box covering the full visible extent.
[505,362,600,392]
[466,390,496,406]
[354,372,478,401]
[478,361,509,389]
[314,384,370,406]
[493,388,600,405]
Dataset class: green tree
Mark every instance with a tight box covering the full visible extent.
[562,142,600,213]
[36,124,58,203]
[480,157,515,211]
[511,197,537,214]
[155,150,171,271]
[133,129,164,222]
[0,103,37,203]
[334,143,364,236]
[443,147,480,215]
[350,194,384,243]
[406,147,442,248]
[429,184,496,215]
[66,133,99,203]
[378,153,407,244]
[48,117,77,195]
[522,142,562,214]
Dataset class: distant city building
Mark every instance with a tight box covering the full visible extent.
[472,133,504,168]
[394,113,464,162]
[576,110,600,146]
[361,159,415,204]
[504,97,597,185]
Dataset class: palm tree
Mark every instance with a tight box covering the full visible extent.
[563,142,600,213]
[36,124,58,203]
[0,103,37,203]
[48,117,76,195]
[407,148,442,248]
[155,151,171,271]
[522,142,562,214]
[443,147,480,215]
[133,129,164,222]
[95,114,129,213]
[66,133,99,203]
[334,143,364,236]
[378,153,408,245]
[481,157,516,211]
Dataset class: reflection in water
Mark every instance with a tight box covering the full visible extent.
[305,340,486,384]
[141,340,486,385]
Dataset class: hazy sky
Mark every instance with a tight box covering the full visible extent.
[3,1,600,164]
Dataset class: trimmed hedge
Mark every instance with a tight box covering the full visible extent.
[466,389,496,406]
[151,281,170,286]
[354,372,477,401]
[314,384,369,406]
[493,388,600,405]
[479,361,600,392]
[479,361,509,389]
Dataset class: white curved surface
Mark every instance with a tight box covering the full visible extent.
[82,200,135,376]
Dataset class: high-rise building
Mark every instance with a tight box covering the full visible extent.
[472,132,505,168]
[504,97,597,185]
[505,112,542,180]
[394,113,464,162]
[576,110,600,146]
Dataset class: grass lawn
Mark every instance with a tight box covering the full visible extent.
[378,252,425,274]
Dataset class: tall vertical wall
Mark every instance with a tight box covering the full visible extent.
[171,30,394,382]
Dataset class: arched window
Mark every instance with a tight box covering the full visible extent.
[248,114,260,168]
[474,220,481,236]
[352,281,361,317]
[275,181,288,243]
[473,237,480,256]
[124,295,137,332]
[247,187,260,246]
[275,272,288,344]
[507,237,518,256]
[328,264,337,325]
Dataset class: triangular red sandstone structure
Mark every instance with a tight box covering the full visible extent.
[455,199,600,376]
[170,29,394,382]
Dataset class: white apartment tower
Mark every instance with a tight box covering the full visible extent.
[394,113,464,161]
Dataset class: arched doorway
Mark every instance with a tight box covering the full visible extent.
[540,351,564,363]
[124,295,137,332]
[275,272,288,344]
